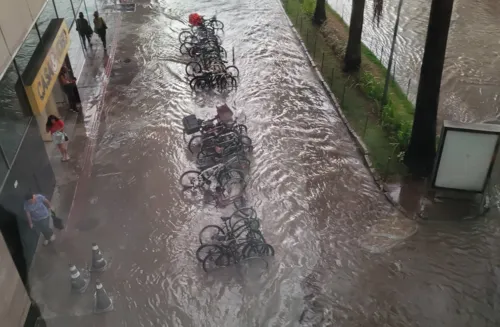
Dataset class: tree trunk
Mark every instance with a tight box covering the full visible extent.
[403,0,455,177]
[313,0,327,25]
[343,0,366,72]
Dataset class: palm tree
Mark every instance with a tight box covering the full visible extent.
[403,0,455,177]
[343,0,383,72]
[313,0,327,25]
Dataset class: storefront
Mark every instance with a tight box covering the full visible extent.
[0,0,98,312]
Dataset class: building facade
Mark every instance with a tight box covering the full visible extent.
[0,0,96,325]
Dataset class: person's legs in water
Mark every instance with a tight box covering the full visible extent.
[98,31,107,49]
[79,33,87,49]
[57,142,69,161]
[64,85,79,113]
[33,217,55,245]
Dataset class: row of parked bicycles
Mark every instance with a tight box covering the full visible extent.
[178,13,240,93]
[180,104,274,272]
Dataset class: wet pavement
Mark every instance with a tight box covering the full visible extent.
[29,0,500,326]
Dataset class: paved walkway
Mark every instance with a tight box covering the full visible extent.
[30,10,123,326]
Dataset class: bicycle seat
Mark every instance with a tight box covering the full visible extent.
[220,216,231,222]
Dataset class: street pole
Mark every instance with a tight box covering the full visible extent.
[381,0,404,109]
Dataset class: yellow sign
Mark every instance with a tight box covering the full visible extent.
[25,20,70,115]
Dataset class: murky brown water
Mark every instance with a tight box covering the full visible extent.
[30,0,500,325]
[329,0,500,123]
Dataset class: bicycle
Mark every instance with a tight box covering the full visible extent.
[198,237,274,272]
[198,208,261,245]
[179,161,246,190]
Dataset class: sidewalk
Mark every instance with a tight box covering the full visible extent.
[29,11,123,326]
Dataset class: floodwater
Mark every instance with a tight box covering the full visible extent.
[328,0,500,124]
[32,0,500,326]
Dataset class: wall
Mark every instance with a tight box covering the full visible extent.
[0,0,48,76]
[0,232,30,327]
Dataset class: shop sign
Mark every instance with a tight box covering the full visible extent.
[25,21,70,114]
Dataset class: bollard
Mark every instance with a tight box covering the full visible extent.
[232,47,235,65]
[69,264,89,294]
[406,78,411,96]
[363,114,369,137]
[321,52,325,72]
[380,46,384,63]
[91,243,108,272]
[330,67,334,88]
[94,280,114,314]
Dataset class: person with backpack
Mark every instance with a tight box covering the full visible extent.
[76,12,93,49]
[93,11,108,50]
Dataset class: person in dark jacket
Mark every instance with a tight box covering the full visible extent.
[76,12,93,49]
[93,11,107,50]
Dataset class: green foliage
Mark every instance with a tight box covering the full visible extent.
[283,0,414,176]
[359,70,412,155]
[302,0,316,15]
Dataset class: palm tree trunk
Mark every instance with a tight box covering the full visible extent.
[403,0,455,177]
[343,0,366,72]
[313,0,327,25]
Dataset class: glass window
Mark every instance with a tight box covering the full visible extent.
[37,1,59,37]
[53,0,81,28]
[0,62,32,165]
[14,26,40,74]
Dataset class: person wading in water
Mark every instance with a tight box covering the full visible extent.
[76,12,93,50]
[93,11,108,51]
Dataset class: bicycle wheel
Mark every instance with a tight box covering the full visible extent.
[231,207,257,220]
[188,135,203,154]
[212,20,224,30]
[222,76,237,92]
[203,251,230,272]
[233,124,248,135]
[232,217,260,232]
[225,65,240,78]
[178,31,193,43]
[191,78,206,92]
[199,225,226,245]
[218,169,245,185]
[219,47,227,59]
[186,62,202,77]
[196,243,224,262]
[179,170,201,188]
[243,242,275,258]
[179,42,191,55]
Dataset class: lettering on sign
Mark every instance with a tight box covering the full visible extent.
[35,28,69,102]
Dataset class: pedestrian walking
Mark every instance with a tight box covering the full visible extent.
[93,11,108,50]
[59,66,81,113]
[76,12,93,50]
[46,115,70,161]
[24,193,55,246]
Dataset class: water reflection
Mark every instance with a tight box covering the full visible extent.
[327,0,500,124]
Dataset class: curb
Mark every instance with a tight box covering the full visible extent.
[279,1,410,218]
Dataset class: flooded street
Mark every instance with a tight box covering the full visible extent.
[328,0,500,123]
[31,0,500,326]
